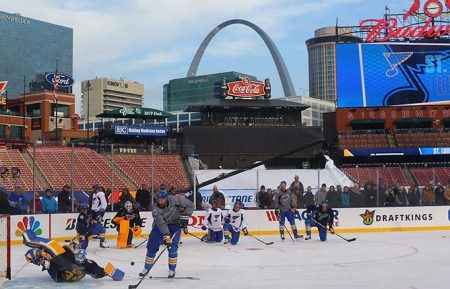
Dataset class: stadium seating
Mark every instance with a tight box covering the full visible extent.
[29,147,127,191]
[338,131,390,149]
[341,167,410,186]
[0,148,39,191]
[394,129,445,148]
[409,167,450,186]
[113,154,190,189]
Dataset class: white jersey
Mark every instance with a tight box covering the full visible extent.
[91,191,107,212]
[204,208,224,231]
[225,208,247,231]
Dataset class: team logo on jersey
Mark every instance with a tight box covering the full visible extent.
[15,216,43,237]
[65,218,76,230]
[360,210,376,226]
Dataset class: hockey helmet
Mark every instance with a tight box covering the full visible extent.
[124,201,133,213]
[80,203,89,210]
[234,200,243,208]
[74,249,87,264]
[157,190,168,199]
[321,199,329,206]
[25,248,43,266]
[92,183,102,190]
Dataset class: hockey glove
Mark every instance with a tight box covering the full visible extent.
[329,227,335,234]
[290,208,297,213]
[275,209,280,216]
[131,226,142,237]
[201,225,207,231]
[163,235,172,246]
[242,228,249,236]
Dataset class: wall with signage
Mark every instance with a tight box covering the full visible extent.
[8,206,450,245]
[337,43,450,108]
[114,125,167,136]
[335,105,450,130]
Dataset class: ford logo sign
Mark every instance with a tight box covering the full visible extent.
[45,73,74,87]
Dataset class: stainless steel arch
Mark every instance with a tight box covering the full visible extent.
[187,19,296,97]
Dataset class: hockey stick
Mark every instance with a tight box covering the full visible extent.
[134,235,148,249]
[231,225,274,246]
[186,232,207,242]
[64,236,77,242]
[313,220,356,242]
[283,225,295,243]
[128,230,180,289]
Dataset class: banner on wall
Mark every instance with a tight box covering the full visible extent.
[9,206,450,244]
[199,189,257,208]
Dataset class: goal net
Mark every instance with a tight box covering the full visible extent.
[0,215,11,280]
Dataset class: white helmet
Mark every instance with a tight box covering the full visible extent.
[124,201,133,213]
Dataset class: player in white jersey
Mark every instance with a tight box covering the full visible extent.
[202,200,224,242]
[223,200,248,245]
[91,184,107,213]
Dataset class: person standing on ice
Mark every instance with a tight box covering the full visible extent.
[140,190,194,279]
[274,181,302,240]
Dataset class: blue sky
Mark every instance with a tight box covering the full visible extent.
[3,0,411,112]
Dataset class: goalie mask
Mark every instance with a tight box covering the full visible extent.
[74,249,87,264]
[124,201,133,213]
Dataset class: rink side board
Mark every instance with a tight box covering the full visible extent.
[7,206,450,245]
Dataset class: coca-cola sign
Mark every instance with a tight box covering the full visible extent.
[227,77,265,98]
[360,0,450,42]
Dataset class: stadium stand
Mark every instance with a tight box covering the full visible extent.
[410,167,450,185]
[0,148,39,191]
[341,167,410,186]
[113,154,190,189]
[338,131,390,149]
[29,147,127,191]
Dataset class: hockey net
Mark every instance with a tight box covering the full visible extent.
[0,215,11,280]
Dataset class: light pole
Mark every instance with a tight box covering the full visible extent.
[87,80,90,140]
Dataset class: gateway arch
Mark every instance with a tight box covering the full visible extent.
[187,19,296,97]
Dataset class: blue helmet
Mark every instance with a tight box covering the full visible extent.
[234,200,243,208]
[74,249,87,264]
[80,203,89,210]
[25,248,43,265]
[321,199,329,205]
[157,190,168,199]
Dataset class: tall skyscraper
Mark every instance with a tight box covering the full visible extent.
[0,11,73,99]
[306,27,360,102]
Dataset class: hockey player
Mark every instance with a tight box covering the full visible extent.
[23,229,124,282]
[76,203,108,249]
[274,181,302,240]
[201,199,224,242]
[223,200,248,245]
[140,190,194,278]
[112,200,142,248]
[91,184,107,215]
[73,249,124,280]
[304,200,335,241]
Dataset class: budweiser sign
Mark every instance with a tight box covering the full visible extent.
[227,77,265,98]
[360,0,450,42]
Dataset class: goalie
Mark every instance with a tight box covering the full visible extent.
[22,229,124,282]
[112,201,142,248]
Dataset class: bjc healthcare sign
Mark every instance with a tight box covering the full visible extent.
[114,125,167,136]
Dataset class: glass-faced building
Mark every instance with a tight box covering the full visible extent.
[0,11,73,99]
[163,71,258,112]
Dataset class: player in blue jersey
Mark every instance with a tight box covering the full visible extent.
[76,203,108,249]
[305,200,335,241]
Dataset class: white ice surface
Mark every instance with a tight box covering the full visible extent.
[2,231,450,289]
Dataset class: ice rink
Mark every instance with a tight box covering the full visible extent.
[2,231,450,289]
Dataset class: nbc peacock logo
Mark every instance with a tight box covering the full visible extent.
[15,216,43,237]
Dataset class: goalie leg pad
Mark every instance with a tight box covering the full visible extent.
[104,262,124,281]
[118,220,130,248]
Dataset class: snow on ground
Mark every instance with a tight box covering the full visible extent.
[3,231,450,289]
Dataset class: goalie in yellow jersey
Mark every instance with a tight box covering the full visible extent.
[112,201,143,248]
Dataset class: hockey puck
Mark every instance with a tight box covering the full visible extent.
[131,262,135,266]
